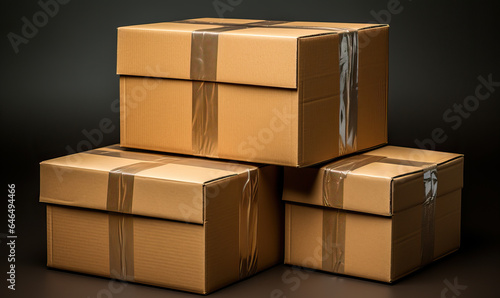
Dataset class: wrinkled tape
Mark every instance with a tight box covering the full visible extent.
[421,165,438,265]
[192,81,219,157]
[183,19,360,157]
[321,154,439,269]
[239,169,259,279]
[109,213,135,281]
[322,208,346,273]
[338,32,359,155]
[323,155,386,208]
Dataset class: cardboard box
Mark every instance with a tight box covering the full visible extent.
[117,18,389,167]
[40,145,283,294]
[282,146,464,282]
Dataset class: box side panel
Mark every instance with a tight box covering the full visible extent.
[391,202,423,280]
[119,76,192,153]
[133,216,205,293]
[41,159,206,224]
[218,83,299,166]
[391,189,461,280]
[40,164,108,214]
[283,165,393,216]
[121,76,300,166]
[117,26,192,79]
[392,156,464,213]
[48,205,110,276]
[343,173,392,216]
[204,166,283,292]
[392,171,427,213]
[284,203,324,269]
[48,205,206,294]
[204,175,241,292]
[356,26,388,151]
[285,203,392,282]
[217,28,299,88]
[297,34,339,166]
[344,211,392,282]
[435,157,464,196]
[433,189,461,260]
[132,178,204,224]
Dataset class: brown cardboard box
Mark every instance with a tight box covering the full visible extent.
[282,146,464,282]
[40,145,283,294]
[117,18,389,167]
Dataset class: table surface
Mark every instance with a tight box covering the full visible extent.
[2,240,498,298]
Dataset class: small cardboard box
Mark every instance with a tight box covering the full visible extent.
[117,18,389,167]
[282,146,464,282]
[40,145,283,294]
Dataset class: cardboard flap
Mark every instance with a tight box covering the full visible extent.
[40,145,257,224]
[283,146,464,216]
[117,18,388,89]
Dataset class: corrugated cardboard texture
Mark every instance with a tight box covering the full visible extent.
[118,18,388,167]
[47,205,206,292]
[283,146,464,215]
[117,18,386,89]
[42,146,283,294]
[40,145,256,224]
[120,73,387,166]
[285,188,461,282]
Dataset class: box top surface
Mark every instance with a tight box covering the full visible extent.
[40,145,259,223]
[283,146,464,216]
[117,18,388,88]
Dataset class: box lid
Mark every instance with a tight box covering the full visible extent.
[40,145,258,224]
[283,146,464,216]
[117,18,387,88]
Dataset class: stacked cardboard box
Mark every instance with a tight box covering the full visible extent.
[40,17,463,293]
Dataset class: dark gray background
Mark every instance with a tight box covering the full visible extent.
[1,0,499,297]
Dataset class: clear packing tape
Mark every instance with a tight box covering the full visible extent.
[320,155,439,273]
[176,19,361,157]
[83,147,260,281]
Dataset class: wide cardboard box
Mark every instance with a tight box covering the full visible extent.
[282,146,464,282]
[40,145,283,294]
[117,18,389,167]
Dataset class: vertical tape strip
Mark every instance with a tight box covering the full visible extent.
[338,31,359,156]
[192,81,219,157]
[106,160,172,281]
[322,209,346,273]
[239,169,259,279]
[107,162,168,213]
[323,155,385,208]
[109,214,135,281]
[189,26,243,157]
[421,165,438,265]
[190,26,242,81]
